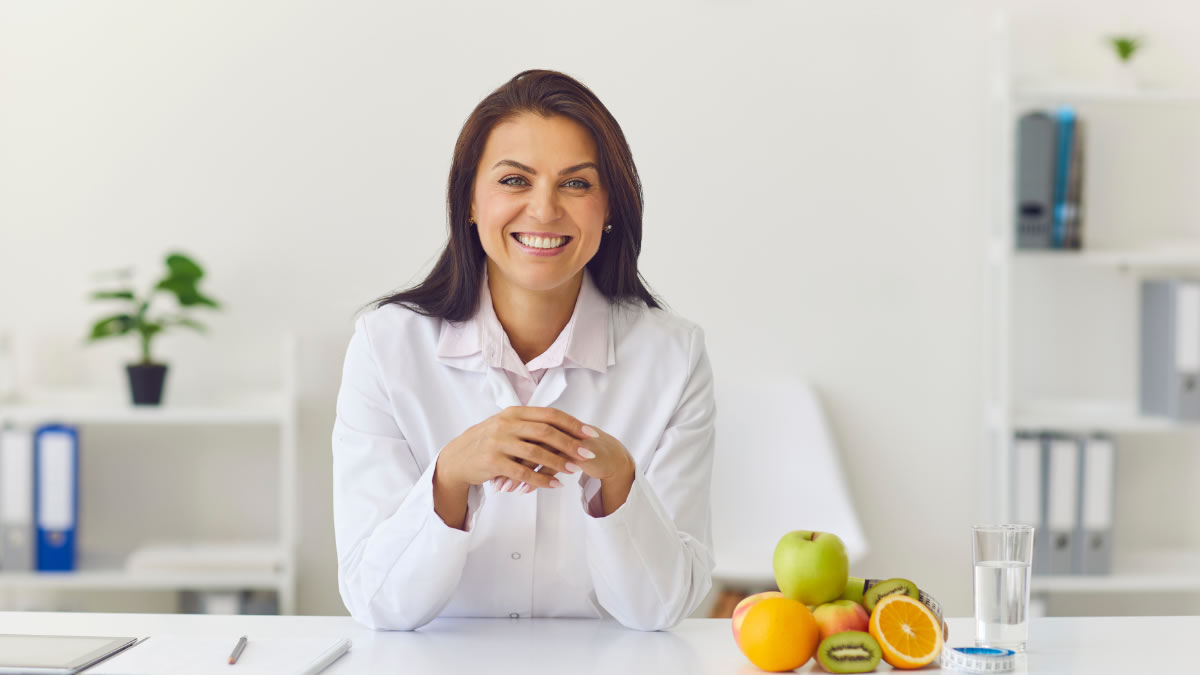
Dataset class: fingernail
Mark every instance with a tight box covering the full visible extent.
[581,425,600,438]
[578,447,596,459]
[565,462,580,474]
[522,484,534,494]
[502,479,514,492]
[549,479,563,488]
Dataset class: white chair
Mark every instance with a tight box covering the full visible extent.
[710,373,868,592]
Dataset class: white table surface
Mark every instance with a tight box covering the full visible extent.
[1,612,1197,674]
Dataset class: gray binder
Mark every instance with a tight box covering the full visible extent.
[1013,433,1050,575]
[1045,435,1079,575]
[1140,279,1200,420]
[1015,111,1058,250]
[0,427,35,571]
[1076,435,1116,575]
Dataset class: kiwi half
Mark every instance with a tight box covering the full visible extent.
[816,631,882,674]
[863,577,919,612]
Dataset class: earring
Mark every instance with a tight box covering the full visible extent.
[603,224,613,234]
[469,217,476,226]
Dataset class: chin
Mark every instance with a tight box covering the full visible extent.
[506,265,580,293]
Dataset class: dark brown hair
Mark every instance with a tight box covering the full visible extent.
[376,69,661,320]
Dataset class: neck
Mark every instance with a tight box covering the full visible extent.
[486,261,584,363]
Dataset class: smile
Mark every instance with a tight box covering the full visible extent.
[511,232,572,249]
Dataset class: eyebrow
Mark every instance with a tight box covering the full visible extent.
[492,159,599,176]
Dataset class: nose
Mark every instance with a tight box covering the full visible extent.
[526,183,562,224]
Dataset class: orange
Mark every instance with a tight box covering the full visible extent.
[867,594,944,669]
[737,597,819,672]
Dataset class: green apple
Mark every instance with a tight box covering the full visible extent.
[840,576,867,607]
[772,530,849,606]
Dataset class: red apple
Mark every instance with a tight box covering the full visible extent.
[730,591,785,646]
[811,599,870,641]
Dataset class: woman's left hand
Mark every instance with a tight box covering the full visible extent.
[573,424,635,482]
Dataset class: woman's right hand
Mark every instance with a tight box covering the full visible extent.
[434,406,592,494]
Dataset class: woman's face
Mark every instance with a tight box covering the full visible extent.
[471,112,609,295]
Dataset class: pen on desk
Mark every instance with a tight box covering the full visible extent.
[299,638,352,675]
[228,635,247,665]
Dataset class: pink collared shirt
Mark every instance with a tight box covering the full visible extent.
[436,266,610,514]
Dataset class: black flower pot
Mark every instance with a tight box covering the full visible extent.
[126,363,168,406]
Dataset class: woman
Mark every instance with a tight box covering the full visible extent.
[332,69,715,631]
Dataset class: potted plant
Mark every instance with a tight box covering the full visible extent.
[86,252,221,405]
[1106,34,1144,88]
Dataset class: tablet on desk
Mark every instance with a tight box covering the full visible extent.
[0,634,138,675]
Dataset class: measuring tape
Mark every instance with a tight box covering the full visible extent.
[940,646,1017,673]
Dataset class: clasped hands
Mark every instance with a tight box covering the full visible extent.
[434,406,633,495]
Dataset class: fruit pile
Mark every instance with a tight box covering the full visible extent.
[730,530,944,672]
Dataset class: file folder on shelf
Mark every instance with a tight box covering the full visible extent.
[1,427,35,571]
[1077,435,1116,575]
[1015,111,1057,250]
[1141,279,1200,420]
[1045,435,1079,575]
[1012,433,1048,575]
[33,424,78,572]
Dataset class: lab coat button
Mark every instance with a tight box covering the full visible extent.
[511,552,521,560]
[509,612,520,619]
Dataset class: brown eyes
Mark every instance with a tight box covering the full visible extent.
[500,176,592,190]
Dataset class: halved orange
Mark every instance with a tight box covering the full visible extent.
[867,594,943,669]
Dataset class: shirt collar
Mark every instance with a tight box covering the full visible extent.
[436,266,611,374]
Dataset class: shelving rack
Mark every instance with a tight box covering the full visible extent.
[0,336,298,614]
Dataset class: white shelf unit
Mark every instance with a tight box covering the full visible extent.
[984,13,1200,599]
[0,336,299,614]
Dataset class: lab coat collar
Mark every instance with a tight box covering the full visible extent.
[435,267,614,374]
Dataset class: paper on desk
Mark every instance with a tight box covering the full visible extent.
[87,635,349,675]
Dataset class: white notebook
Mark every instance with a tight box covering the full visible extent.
[87,635,350,675]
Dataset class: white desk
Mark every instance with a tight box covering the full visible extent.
[1,612,1195,673]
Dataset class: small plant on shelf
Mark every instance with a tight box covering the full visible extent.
[1108,35,1142,63]
[86,252,221,405]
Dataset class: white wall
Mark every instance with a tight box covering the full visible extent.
[1,0,1197,618]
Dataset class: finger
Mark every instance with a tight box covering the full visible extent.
[507,440,577,475]
[511,406,589,440]
[503,460,561,490]
[514,422,592,463]
[516,465,560,494]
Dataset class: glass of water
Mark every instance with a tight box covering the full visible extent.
[972,524,1034,653]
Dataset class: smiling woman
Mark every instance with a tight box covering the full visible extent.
[333,70,716,633]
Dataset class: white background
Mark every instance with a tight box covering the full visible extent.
[2,0,1199,618]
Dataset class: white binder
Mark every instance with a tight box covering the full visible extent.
[1078,435,1116,575]
[0,427,34,570]
[1046,435,1080,575]
[1012,434,1048,574]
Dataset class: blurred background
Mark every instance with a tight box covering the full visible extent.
[2,0,1199,621]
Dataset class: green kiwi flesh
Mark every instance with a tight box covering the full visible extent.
[863,577,920,612]
[817,631,882,673]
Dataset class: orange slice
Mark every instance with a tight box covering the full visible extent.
[867,594,943,669]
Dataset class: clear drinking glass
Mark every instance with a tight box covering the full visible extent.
[972,524,1034,652]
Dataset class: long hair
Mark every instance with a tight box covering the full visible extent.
[376,69,661,320]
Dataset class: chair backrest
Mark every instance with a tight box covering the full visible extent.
[710,372,868,588]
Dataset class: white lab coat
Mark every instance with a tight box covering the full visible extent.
[332,298,716,631]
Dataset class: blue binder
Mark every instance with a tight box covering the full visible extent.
[33,424,79,571]
[1051,107,1077,248]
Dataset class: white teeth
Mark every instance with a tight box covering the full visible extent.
[515,234,567,249]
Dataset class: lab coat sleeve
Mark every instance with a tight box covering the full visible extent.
[582,324,716,631]
[332,315,483,631]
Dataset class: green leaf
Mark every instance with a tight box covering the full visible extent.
[169,317,208,333]
[140,322,164,339]
[88,314,136,341]
[165,253,204,280]
[91,290,136,302]
[156,277,220,309]
[1110,36,1141,61]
